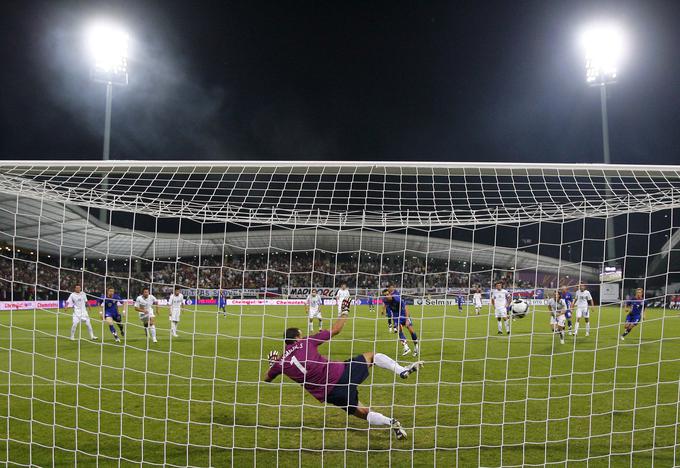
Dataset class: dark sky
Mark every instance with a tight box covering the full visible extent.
[1,0,679,163]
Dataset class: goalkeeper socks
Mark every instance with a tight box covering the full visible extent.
[367,411,392,426]
[374,353,407,376]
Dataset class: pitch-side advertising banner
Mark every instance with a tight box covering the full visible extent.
[414,298,548,306]
[0,300,60,310]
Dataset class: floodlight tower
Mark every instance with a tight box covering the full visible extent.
[581,22,626,264]
[86,21,128,222]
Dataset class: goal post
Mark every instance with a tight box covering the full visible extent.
[0,161,677,466]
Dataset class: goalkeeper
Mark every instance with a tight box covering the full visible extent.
[264,299,423,440]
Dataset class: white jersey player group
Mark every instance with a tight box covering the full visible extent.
[548,283,594,344]
[476,281,595,343]
[64,284,186,343]
[304,283,352,333]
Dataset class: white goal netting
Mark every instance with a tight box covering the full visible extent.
[0,161,678,467]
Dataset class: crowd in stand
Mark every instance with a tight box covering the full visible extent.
[2,248,679,306]
[0,246,680,309]
[0,248,536,300]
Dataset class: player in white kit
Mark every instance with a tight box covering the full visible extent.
[168,286,184,338]
[135,287,159,343]
[473,288,483,315]
[491,282,511,335]
[547,290,568,344]
[67,284,97,341]
[305,288,324,332]
[335,282,351,317]
[573,283,594,337]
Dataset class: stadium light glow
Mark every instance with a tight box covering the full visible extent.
[580,22,627,85]
[86,21,129,85]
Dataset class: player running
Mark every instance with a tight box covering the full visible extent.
[473,288,483,315]
[264,299,423,440]
[134,287,159,343]
[491,282,511,335]
[547,290,567,344]
[561,286,574,334]
[66,285,97,341]
[386,285,419,356]
[305,288,323,332]
[573,283,595,337]
[335,282,350,317]
[621,288,645,341]
[100,287,125,342]
[168,286,184,338]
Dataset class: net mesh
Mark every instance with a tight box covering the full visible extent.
[0,161,678,467]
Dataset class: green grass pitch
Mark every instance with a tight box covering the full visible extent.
[0,304,678,467]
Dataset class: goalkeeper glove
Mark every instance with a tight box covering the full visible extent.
[267,350,280,368]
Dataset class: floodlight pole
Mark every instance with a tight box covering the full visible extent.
[99,82,113,222]
[99,82,113,223]
[599,85,611,165]
[598,84,616,264]
[103,82,113,162]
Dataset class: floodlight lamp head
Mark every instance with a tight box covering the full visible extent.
[580,22,627,86]
[86,21,129,86]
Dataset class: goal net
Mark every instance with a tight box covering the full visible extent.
[0,161,678,467]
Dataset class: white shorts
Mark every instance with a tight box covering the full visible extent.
[308,308,322,319]
[551,315,566,327]
[474,301,482,308]
[72,314,91,325]
[140,310,155,321]
[494,307,508,318]
[170,310,181,322]
[576,307,589,319]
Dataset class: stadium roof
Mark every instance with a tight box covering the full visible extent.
[0,161,678,227]
[0,193,598,279]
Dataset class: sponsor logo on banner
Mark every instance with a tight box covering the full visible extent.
[285,287,340,298]
[180,288,261,298]
[0,300,60,310]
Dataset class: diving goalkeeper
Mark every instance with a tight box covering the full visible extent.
[263,299,423,440]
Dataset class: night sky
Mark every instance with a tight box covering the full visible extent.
[1,0,679,163]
